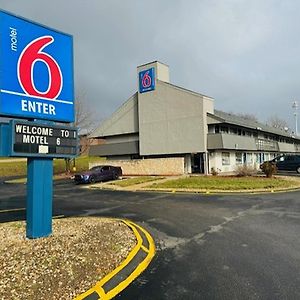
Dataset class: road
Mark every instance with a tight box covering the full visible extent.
[1,180,300,299]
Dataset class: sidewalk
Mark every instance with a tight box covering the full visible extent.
[87,176,184,191]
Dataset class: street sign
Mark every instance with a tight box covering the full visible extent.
[10,120,78,158]
[139,67,155,93]
[0,10,74,122]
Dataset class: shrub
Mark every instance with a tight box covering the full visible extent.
[211,167,219,176]
[260,161,277,178]
[235,165,257,177]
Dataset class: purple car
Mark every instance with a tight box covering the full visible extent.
[74,165,122,184]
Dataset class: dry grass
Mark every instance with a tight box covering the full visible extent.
[0,217,136,300]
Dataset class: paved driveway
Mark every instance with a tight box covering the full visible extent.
[1,180,300,299]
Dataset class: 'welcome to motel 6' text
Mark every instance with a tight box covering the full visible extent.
[15,124,70,146]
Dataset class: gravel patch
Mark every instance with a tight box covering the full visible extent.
[0,217,136,300]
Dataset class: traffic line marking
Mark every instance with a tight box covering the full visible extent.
[0,208,25,213]
[75,219,156,300]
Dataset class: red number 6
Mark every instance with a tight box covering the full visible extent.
[18,36,62,99]
[142,71,152,88]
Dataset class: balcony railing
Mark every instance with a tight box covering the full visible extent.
[207,133,297,152]
[255,138,279,151]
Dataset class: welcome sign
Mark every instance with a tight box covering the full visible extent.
[11,120,78,158]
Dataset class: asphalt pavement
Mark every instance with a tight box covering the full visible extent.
[1,179,300,299]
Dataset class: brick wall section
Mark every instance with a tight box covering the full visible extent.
[89,157,185,176]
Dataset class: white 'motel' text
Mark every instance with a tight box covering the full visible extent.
[10,27,17,51]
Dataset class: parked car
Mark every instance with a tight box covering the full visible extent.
[260,155,300,174]
[74,165,122,184]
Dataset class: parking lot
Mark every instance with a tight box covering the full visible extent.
[1,179,300,299]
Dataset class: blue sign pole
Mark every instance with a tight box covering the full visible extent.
[27,157,53,238]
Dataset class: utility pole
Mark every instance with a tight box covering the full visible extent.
[292,101,298,136]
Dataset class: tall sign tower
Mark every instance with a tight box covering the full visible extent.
[0,10,78,238]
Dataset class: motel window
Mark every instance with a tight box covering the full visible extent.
[236,153,243,164]
[255,153,260,163]
[222,152,230,165]
[230,127,238,134]
[246,153,253,164]
[221,126,229,133]
[264,153,270,161]
[215,125,220,133]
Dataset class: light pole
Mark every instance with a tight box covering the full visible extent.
[292,101,298,136]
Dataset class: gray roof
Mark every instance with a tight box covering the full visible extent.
[209,110,300,141]
[159,80,213,99]
[89,92,138,138]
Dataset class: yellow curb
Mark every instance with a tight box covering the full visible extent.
[139,186,300,195]
[74,219,156,300]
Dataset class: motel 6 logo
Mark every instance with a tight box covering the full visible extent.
[141,70,152,89]
[139,67,155,93]
[0,11,74,122]
[18,36,63,100]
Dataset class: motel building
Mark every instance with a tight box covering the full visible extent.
[89,61,300,175]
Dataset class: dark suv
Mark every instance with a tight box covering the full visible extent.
[261,155,300,174]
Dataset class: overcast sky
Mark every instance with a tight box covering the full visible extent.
[1,0,300,131]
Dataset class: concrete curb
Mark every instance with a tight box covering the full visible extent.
[88,184,300,195]
[139,187,300,195]
[74,220,155,300]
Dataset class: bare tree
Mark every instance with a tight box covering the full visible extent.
[75,92,102,156]
[267,115,289,131]
[65,91,100,173]
[74,91,98,133]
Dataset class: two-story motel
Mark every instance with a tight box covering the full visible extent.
[89,61,300,175]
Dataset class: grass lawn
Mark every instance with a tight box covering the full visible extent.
[111,176,165,187]
[0,160,27,177]
[0,156,103,178]
[151,176,298,191]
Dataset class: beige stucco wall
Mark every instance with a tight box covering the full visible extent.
[138,80,214,156]
[90,157,185,176]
